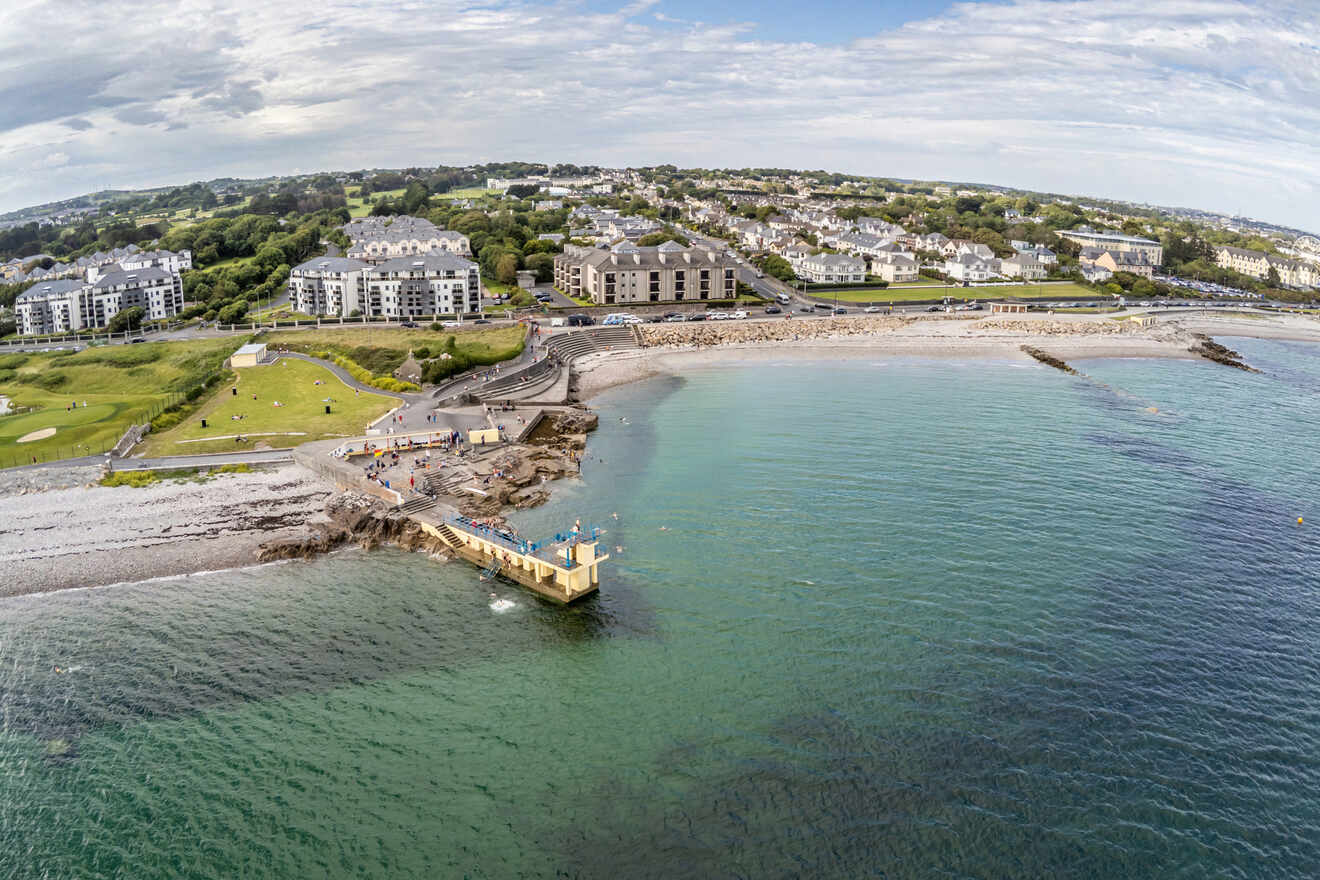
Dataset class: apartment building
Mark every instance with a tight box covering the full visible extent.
[14,266,185,336]
[1215,246,1319,288]
[14,280,82,335]
[288,253,482,317]
[553,241,737,305]
[999,253,1047,280]
[288,257,373,316]
[362,254,482,318]
[344,215,471,263]
[1057,230,1163,265]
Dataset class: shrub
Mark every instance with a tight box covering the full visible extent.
[412,345,431,359]
[17,371,69,390]
[100,470,160,488]
[0,353,28,369]
[0,368,15,383]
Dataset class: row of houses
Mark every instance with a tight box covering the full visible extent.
[343,216,471,263]
[15,251,190,335]
[553,240,738,305]
[1214,246,1320,288]
[568,206,662,243]
[287,253,483,318]
[0,244,184,285]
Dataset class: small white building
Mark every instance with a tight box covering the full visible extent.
[231,343,268,367]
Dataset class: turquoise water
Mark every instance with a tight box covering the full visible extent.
[3,337,1320,878]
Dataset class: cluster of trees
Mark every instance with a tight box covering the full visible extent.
[162,210,345,324]
[0,217,169,263]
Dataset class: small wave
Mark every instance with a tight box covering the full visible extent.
[489,599,518,613]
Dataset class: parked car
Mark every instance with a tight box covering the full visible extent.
[708,312,728,320]
[731,310,749,319]
[686,313,707,321]
[567,314,594,326]
[665,313,686,322]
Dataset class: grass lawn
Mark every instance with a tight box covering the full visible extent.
[141,359,395,455]
[0,338,242,467]
[262,325,526,375]
[201,254,257,272]
[436,186,496,200]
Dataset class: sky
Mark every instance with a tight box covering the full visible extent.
[1,0,1317,231]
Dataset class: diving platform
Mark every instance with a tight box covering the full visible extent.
[415,513,609,604]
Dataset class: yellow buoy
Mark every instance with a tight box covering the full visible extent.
[1299,517,1305,525]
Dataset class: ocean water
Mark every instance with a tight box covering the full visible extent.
[3,337,1319,879]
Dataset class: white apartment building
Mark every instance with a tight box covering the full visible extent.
[344,215,471,263]
[14,280,82,335]
[1057,230,1163,265]
[553,241,737,305]
[14,266,185,336]
[798,253,866,284]
[288,253,482,318]
[288,257,373,316]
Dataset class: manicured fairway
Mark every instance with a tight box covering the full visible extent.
[142,358,395,455]
[0,339,241,466]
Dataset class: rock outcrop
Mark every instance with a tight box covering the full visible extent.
[255,492,452,562]
[1188,334,1257,371]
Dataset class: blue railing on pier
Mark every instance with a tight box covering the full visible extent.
[449,515,598,567]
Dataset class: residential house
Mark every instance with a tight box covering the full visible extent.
[944,253,993,282]
[1000,253,1047,280]
[798,253,866,284]
[1079,248,1154,279]
[871,253,919,284]
[344,215,471,262]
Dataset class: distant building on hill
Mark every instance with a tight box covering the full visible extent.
[343,215,471,262]
[1057,230,1163,265]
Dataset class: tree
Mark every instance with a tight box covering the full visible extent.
[637,229,690,248]
[216,299,249,325]
[107,306,144,333]
[761,254,796,282]
[506,184,541,199]
[495,253,519,285]
[525,252,554,282]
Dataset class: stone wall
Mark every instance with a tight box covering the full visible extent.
[638,315,915,347]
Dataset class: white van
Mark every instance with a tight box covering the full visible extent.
[550,317,566,327]
[776,293,791,304]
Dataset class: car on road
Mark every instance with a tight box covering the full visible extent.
[864,306,882,313]
[765,305,782,314]
[686,313,707,321]
[130,337,146,343]
[566,314,594,326]
[731,310,749,320]
[400,321,419,328]
[831,308,848,315]
[708,311,728,320]
[776,293,791,304]
[926,305,943,312]
[798,307,813,313]
[473,318,492,324]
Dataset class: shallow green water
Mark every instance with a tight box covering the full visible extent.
[3,337,1319,878]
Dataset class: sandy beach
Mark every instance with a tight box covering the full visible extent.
[574,311,1320,398]
[0,464,334,597]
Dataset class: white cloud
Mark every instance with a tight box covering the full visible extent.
[0,0,1316,229]
[31,151,70,170]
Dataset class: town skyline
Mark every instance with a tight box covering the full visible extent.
[1,0,1316,229]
